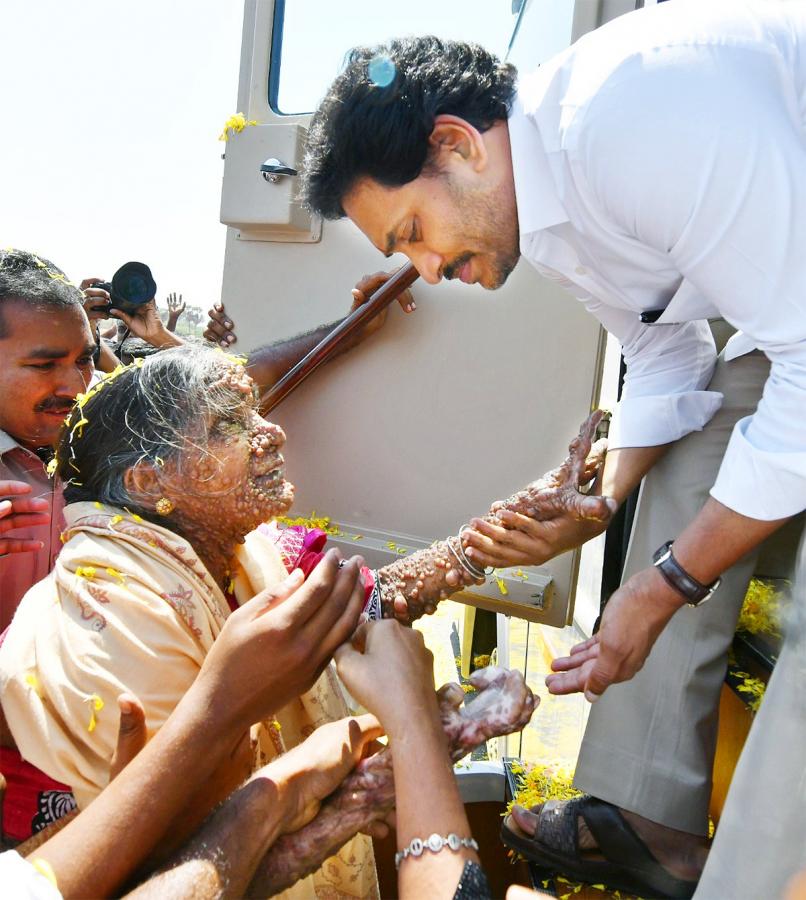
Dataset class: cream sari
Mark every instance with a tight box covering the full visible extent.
[0,502,377,899]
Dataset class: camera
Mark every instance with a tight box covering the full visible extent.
[90,261,157,316]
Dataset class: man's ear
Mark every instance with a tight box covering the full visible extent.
[428,114,488,172]
[123,463,162,507]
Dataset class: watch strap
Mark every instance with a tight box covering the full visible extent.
[652,541,720,606]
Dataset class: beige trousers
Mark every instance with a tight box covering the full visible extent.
[573,349,806,895]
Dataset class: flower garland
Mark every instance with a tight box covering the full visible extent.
[218,112,258,142]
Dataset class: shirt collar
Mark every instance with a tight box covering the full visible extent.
[508,87,569,237]
[0,428,22,458]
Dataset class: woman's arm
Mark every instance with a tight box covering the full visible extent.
[380,411,615,622]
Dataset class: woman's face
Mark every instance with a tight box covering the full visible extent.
[166,369,295,539]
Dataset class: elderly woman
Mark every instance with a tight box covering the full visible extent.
[0,347,608,895]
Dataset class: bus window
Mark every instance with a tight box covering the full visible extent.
[270,0,519,116]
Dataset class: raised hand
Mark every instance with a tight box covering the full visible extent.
[463,410,618,569]
[0,480,49,556]
[203,303,237,348]
[197,550,367,734]
[165,292,186,332]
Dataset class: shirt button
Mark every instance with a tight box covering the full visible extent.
[574,265,587,275]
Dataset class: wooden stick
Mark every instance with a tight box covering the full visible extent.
[259,261,420,413]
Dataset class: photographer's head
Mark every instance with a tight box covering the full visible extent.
[301,37,521,289]
[0,249,95,451]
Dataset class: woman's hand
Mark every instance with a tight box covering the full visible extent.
[268,714,384,834]
[335,620,439,737]
[197,549,367,731]
[204,303,237,348]
[546,566,685,701]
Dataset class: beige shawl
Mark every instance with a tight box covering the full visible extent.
[0,502,376,899]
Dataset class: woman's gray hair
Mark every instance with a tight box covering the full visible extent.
[58,346,255,521]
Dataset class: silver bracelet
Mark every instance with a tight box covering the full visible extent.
[456,525,492,578]
[395,833,479,869]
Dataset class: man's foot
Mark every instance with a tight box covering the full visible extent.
[508,799,709,882]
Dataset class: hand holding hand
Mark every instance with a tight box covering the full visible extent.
[0,480,49,556]
[204,303,237,348]
[165,292,186,331]
[269,714,384,834]
[349,269,416,341]
[335,619,438,736]
[196,549,367,732]
[462,413,616,568]
[546,566,684,701]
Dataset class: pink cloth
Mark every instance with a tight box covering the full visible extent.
[0,431,65,631]
[258,523,375,601]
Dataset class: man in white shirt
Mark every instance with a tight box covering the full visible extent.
[300,2,806,897]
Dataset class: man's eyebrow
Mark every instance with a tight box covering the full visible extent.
[384,229,398,257]
[22,347,70,360]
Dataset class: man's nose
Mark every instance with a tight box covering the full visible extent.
[56,367,88,400]
[407,246,443,285]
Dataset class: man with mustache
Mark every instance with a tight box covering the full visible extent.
[299,3,806,898]
[0,249,96,631]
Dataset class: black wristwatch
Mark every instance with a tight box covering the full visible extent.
[652,541,721,607]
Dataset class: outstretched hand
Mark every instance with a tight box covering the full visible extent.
[0,481,49,556]
[546,566,685,701]
[463,411,616,569]
[165,292,186,331]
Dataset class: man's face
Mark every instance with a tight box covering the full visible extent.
[343,156,520,290]
[0,301,96,451]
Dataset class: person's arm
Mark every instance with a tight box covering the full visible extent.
[205,270,414,403]
[96,338,121,373]
[26,555,367,899]
[165,293,186,333]
[380,412,616,622]
[124,714,382,900]
[547,46,806,700]
[110,300,184,351]
[335,621,480,900]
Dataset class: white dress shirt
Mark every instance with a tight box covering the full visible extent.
[509,0,806,520]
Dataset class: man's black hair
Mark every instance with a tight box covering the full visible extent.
[300,36,518,219]
[0,248,83,338]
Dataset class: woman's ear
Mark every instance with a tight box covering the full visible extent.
[123,463,161,506]
[428,114,488,172]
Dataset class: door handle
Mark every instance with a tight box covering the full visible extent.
[260,158,298,183]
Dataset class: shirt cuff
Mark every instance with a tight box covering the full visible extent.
[608,391,724,449]
[711,416,806,520]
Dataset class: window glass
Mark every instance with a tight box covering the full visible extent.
[272,0,520,115]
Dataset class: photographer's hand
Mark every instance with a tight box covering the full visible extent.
[111,299,183,350]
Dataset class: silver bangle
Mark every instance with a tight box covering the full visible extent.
[447,537,483,582]
[395,833,479,869]
[456,525,492,577]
